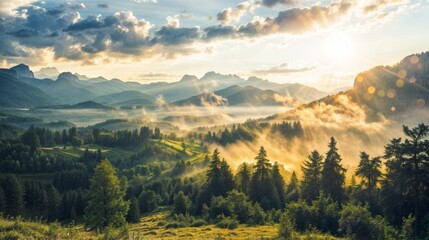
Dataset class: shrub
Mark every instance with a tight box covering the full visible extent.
[278,212,295,240]
[190,219,207,227]
[339,203,397,240]
[216,216,239,230]
[286,201,312,231]
[250,203,266,225]
[165,221,187,229]
[339,204,373,239]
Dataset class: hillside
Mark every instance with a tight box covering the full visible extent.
[92,90,158,107]
[4,64,326,107]
[0,70,58,108]
[174,85,300,107]
[271,52,429,123]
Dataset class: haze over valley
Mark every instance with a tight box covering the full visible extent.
[0,0,428,239]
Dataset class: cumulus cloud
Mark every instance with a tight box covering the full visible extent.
[0,0,412,65]
[362,0,406,14]
[238,0,353,36]
[217,0,258,24]
[261,0,297,7]
[0,0,38,17]
[96,3,109,9]
[252,63,316,75]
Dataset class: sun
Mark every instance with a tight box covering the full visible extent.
[324,32,355,63]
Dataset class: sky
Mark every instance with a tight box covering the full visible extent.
[0,0,428,91]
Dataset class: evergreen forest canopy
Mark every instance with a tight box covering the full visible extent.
[0,121,428,239]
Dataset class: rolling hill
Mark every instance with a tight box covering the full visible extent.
[0,69,58,108]
[91,90,158,107]
[174,85,300,107]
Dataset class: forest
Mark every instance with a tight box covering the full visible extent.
[0,122,428,239]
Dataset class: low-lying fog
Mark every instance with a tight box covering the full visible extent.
[1,106,292,129]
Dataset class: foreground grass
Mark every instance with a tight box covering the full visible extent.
[0,212,345,240]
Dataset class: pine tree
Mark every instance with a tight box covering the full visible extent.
[301,150,323,202]
[0,174,25,216]
[272,162,286,207]
[21,126,40,153]
[46,185,62,220]
[0,185,6,213]
[321,137,346,203]
[220,159,235,193]
[250,146,279,209]
[206,149,224,197]
[126,197,140,223]
[85,160,129,231]
[382,124,429,234]
[355,152,381,202]
[174,191,191,214]
[236,162,252,195]
[285,171,300,203]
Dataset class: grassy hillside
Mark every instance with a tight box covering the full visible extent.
[0,212,344,240]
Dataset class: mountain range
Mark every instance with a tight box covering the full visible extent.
[174,85,300,107]
[0,64,328,108]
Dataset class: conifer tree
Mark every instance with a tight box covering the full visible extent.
[46,185,62,220]
[206,149,224,197]
[236,162,252,195]
[355,152,381,202]
[126,197,140,223]
[85,160,129,231]
[321,137,346,203]
[301,150,323,202]
[272,162,286,207]
[174,191,191,214]
[250,146,279,209]
[220,158,235,193]
[285,171,300,203]
[0,174,25,216]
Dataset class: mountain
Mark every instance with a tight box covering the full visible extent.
[270,51,429,123]
[36,101,109,109]
[91,91,158,107]
[246,77,327,101]
[70,101,108,109]
[6,63,327,106]
[34,67,60,79]
[350,52,429,115]
[174,85,300,107]
[11,64,34,78]
[143,71,327,102]
[0,69,58,108]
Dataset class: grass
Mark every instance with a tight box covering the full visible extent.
[41,144,134,161]
[0,212,346,240]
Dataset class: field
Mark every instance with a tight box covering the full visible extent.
[0,212,344,240]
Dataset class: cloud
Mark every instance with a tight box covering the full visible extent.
[0,0,413,65]
[217,0,258,24]
[238,0,353,36]
[166,16,180,28]
[134,0,158,3]
[154,26,201,45]
[96,3,109,9]
[362,0,406,14]
[0,0,37,17]
[204,25,237,39]
[252,63,316,75]
[137,72,179,81]
[261,0,297,7]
